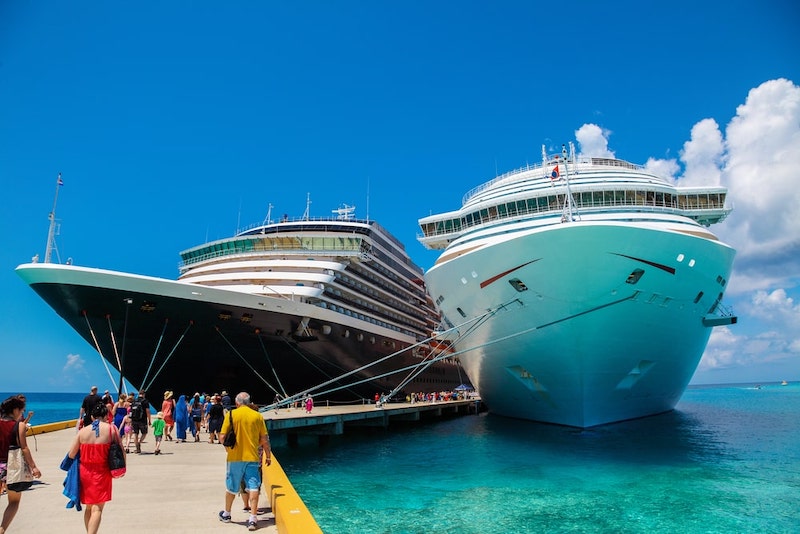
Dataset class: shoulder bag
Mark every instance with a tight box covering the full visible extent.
[107,424,126,478]
[6,421,34,491]
[222,409,236,447]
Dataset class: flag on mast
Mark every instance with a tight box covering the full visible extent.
[57,174,64,186]
[550,165,560,180]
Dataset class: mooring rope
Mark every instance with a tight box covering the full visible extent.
[82,311,121,393]
[143,321,193,392]
[140,318,169,392]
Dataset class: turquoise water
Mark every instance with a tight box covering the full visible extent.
[7,385,799,532]
[276,384,799,533]
[1,391,84,425]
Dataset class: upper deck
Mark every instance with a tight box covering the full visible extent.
[419,156,731,249]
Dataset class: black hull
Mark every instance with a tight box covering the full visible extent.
[22,269,465,405]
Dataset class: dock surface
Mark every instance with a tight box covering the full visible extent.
[5,426,278,533]
[8,399,479,533]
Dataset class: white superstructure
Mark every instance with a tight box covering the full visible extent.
[418,145,736,427]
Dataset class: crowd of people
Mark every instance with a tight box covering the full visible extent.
[1,387,272,533]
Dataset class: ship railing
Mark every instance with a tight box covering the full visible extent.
[461,156,643,205]
[236,215,373,235]
[419,202,730,241]
[179,242,363,270]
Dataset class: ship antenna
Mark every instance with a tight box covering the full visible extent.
[262,203,273,229]
[44,173,64,264]
[560,144,580,223]
[302,192,311,221]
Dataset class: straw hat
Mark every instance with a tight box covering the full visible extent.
[156,412,164,419]
[164,391,173,400]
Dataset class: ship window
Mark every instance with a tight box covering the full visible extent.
[694,291,704,304]
[508,278,528,292]
[457,307,467,318]
[626,269,645,285]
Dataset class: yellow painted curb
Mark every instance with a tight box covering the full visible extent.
[28,419,79,435]
[262,455,323,534]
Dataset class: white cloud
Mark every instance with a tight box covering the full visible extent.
[718,79,800,290]
[56,353,88,386]
[643,157,680,182]
[63,353,85,372]
[678,119,724,187]
[575,124,615,158]
[749,289,800,327]
[697,326,740,371]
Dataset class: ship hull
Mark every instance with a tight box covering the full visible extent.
[17,264,464,404]
[424,221,736,427]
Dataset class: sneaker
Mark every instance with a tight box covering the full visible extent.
[247,520,257,531]
[218,511,231,523]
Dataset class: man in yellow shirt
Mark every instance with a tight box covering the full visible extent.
[218,392,271,531]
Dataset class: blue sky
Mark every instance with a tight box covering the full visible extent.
[1,1,798,393]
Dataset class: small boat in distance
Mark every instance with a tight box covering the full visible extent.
[418,143,737,427]
[17,185,466,403]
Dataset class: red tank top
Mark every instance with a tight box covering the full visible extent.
[0,419,18,462]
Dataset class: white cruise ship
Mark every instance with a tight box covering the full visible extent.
[418,145,737,427]
[17,202,465,403]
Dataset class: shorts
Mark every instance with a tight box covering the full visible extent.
[209,417,223,433]
[132,420,149,434]
[226,461,261,494]
[155,435,163,443]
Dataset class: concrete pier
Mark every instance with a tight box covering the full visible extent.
[5,423,281,533]
[6,399,479,533]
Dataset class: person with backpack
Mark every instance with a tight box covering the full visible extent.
[79,386,103,428]
[129,390,151,454]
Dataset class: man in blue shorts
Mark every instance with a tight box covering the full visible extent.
[218,392,271,531]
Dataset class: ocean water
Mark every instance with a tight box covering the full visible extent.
[7,385,798,533]
[1,391,84,425]
[276,383,799,533]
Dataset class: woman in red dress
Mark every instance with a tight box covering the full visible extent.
[161,391,175,441]
[68,402,123,534]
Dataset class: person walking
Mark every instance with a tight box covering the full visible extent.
[218,392,271,531]
[189,393,203,442]
[151,412,165,455]
[161,391,175,441]
[1,396,42,534]
[79,386,103,428]
[112,394,128,437]
[67,403,123,534]
[207,395,224,444]
[174,395,189,443]
[129,390,151,454]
